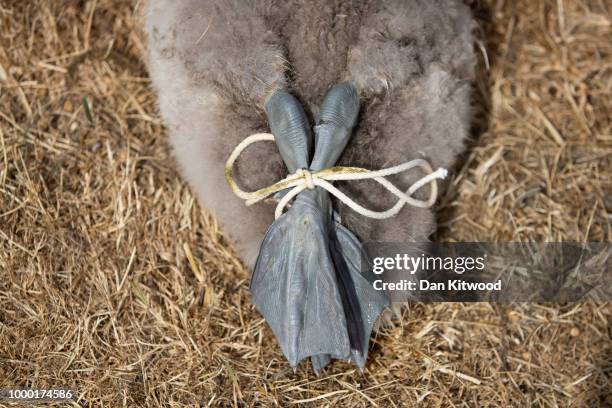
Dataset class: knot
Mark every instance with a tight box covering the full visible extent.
[225,133,448,220]
[296,169,315,189]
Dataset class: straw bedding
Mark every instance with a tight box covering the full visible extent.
[0,0,610,406]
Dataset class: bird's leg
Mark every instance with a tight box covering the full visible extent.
[264,90,313,173]
[311,82,389,370]
[310,82,360,172]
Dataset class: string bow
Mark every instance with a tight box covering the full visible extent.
[225,132,448,219]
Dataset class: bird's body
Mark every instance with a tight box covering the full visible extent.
[145,0,476,263]
[145,0,476,371]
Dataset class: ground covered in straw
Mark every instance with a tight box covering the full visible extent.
[0,0,610,406]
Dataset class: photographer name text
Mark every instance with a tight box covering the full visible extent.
[373,279,502,292]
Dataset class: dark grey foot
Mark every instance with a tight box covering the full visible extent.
[251,190,388,374]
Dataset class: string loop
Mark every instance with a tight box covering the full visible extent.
[225,133,448,220]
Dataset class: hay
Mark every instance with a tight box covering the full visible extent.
[0,0,610,406]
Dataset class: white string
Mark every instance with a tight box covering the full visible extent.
[225,133,448,220]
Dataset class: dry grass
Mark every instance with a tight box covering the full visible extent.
[0,0,610,406]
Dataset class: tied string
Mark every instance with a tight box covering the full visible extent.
[225,133,448,220]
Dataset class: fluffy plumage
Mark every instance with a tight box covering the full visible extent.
[144,0,476,264]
